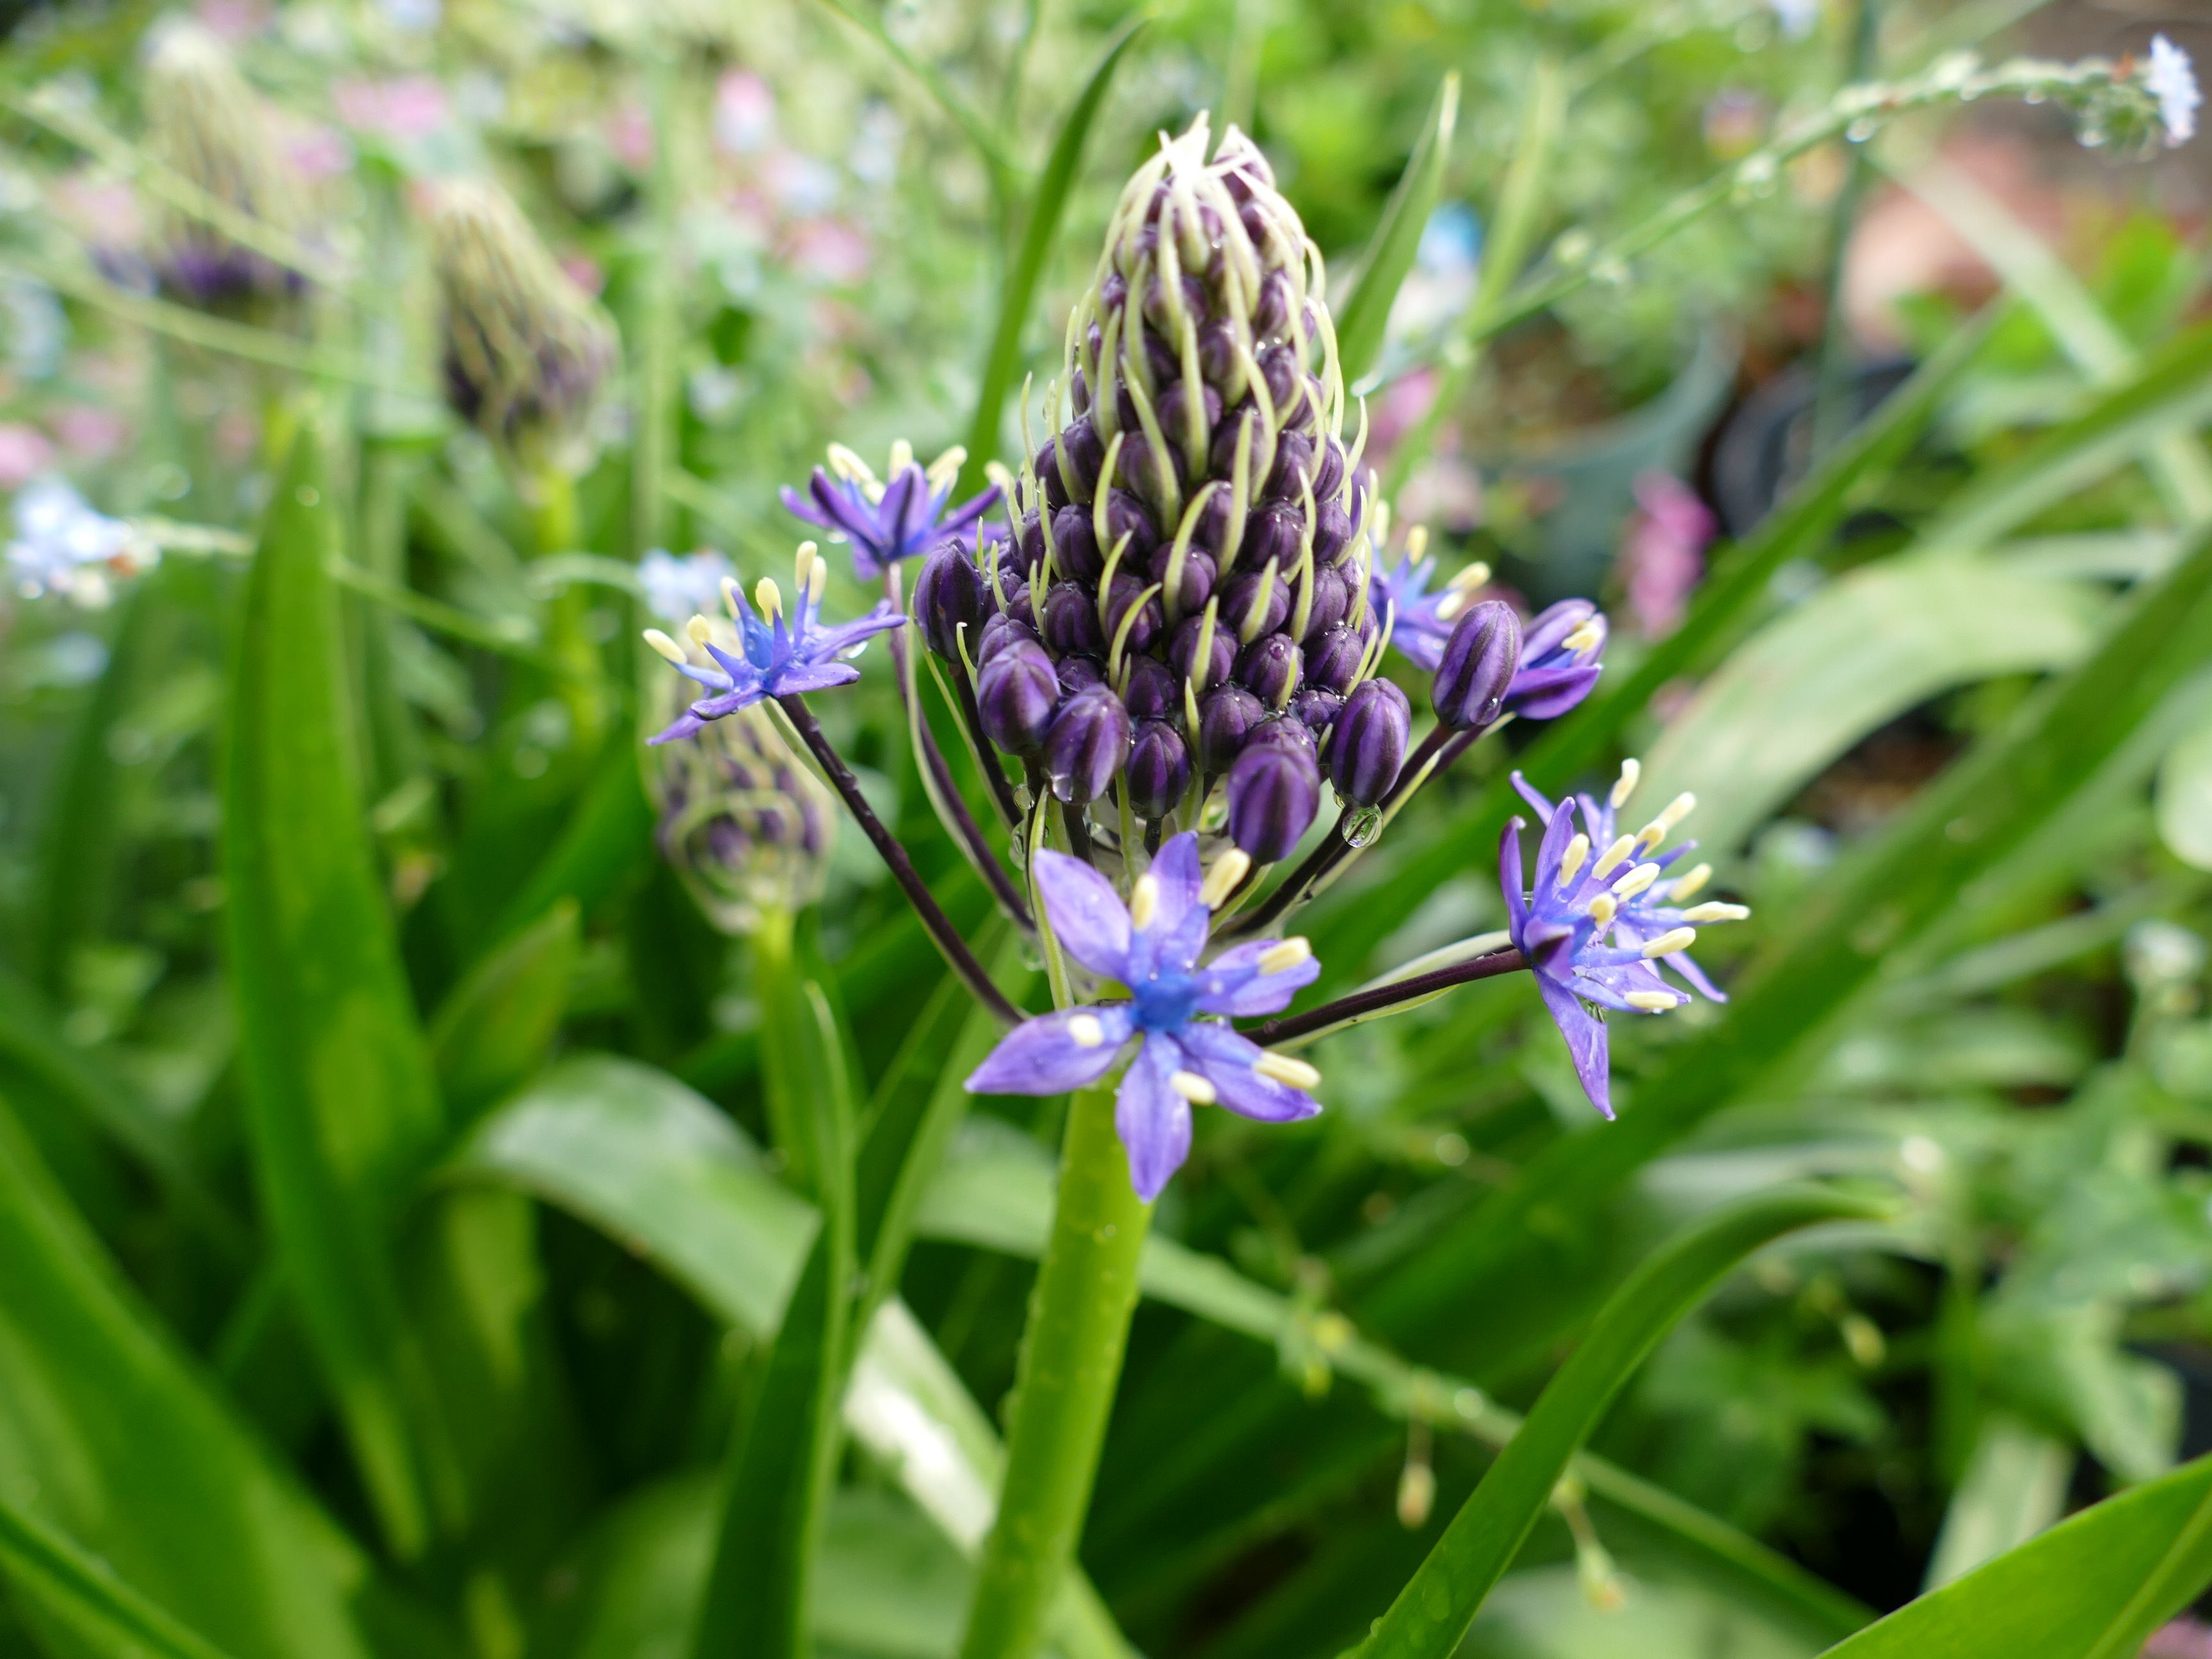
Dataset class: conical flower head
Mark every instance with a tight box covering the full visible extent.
[140,19,306,318]
[650,698,835,934]
[429,180,618,472]
[938,115,1376,865]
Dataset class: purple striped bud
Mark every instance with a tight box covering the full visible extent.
[914,540,986,659]
[1148,543,1216,614]
[1197,319,1240,388]
[978,640,1059,754]
[1303,627,1363,695]
[1290,687,1342,735]
[1199,685,1265,770]
[1121,655,1178,723]
[1235,630,1302,707]
[1313,498,1355,563]
[1016,511,1045,576]
[1243,502,1305,573]
[1227,733,1321,862]
[1327,678,1410,806]
[1052,504,1103,581]
[1105,574,1166,655]
[1058,655,1106,696]
[1256,344,1301,417]
[1043,686,1132,804]
[975,610,1038,668]
[1221,565,1292,639]
[1253,269,1295,339]
[1315,437,1348,501]
[1169,612,1235,693]
[1302,565,1350,639]
[1126,721,1191,820]
[1102,489,1159,562]
[1157,380,1223,476]
[1242,714,1316,758]
[1432,598,1521,732]
[1264,431,1315,502]
[1041,580,1105,657]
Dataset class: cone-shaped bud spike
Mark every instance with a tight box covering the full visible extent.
[648,702,836,936]
[1432,598,1521,732]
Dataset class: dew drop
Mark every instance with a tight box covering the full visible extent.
[1341,806,1382,849]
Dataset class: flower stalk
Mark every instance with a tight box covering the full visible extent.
[954,1078,1152,1659]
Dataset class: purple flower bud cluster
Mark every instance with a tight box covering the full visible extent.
[650,701,835,932]
[923,117,1398,864]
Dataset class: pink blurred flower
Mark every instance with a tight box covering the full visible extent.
[1703,89,1769,159]
[51,407,129,461]
[1621,470,1715,638]
[334,76,450,141]
[607,105,655,172]
[53,174,145,249]
[1368,367,1437,456]
[714,72,776,156]
[196,0,270,39]
[786,220,870,287]
[2145,1619,2212,1658]
[559,253,607,298]
[1397,454,1485,534]
[289,125,355,182]
[216,408,260,465]
[0,424,55,488]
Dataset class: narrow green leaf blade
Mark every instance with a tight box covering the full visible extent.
[1818,1452,2212,1659]
[0,1103,378,1659]
[0,1495,238,1659]
[221,426,445,1557]
[689,962,857,1659]
[1334,73,1459,386]
[957,20,1146,498]
[429,898,581,1121]
[1353,1188,1887,1659]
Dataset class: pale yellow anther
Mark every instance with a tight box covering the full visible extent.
[1129,874,1161,932]
[1557,834,1591,887]
[1258,937,1312,976]
[1405,524,1428,561]
[1626,990,1679,1013]
[1170,1070,1218,1105]
[721,575,744,617]
[1200,849,1251,909]
[888,438,915,477]
[926,445,967,490]
[1433,589,1470,625]
[1591,835,1637,881]
[1670,863,1713,901]
[1068,1013,1107,1050]
[984,460,1018,495]
[826,442,873,486]
[1609,757,1641,810]
[1588,893,1619,929]
[808,557,828,603]
[1612,862,1662,900]
[1254,1052,1321,1090]
[1641,926,1697,958]
[755,577,783,621]
[643,629,688,664]
[1447,560,1491,593]
[1682,901,1750,923]
[1656,792,1697,832]
[686,615,716,648]
[1562,617,1606,657]
[1633,821,1669,856]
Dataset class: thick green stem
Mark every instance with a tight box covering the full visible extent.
[956,1081,1151,1659]
[531,466,607,757]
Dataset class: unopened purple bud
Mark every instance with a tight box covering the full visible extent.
[1199,685,1265,769]
[1253,269,1295,339]
[1432,598,1521,732]
[1303,626,1363,694]
[1040,580,1105,657]
[1126,720,1191,820]
[1148,542,1216,614]
[1105,574,1166,655]
[1290,687,1342,735]
[978,640,1059,754]
[1221,565,1292,639]
[1302,564,1349,639]
[1235,630,1302,707]
[1058,655,1106,697]
[1243,502,1305,573]
[1327,678,1410,806]
[1102,488,1159,561]
[1144,272,1209,334]
[914,540,986,659]
[1256,344,1301,416]
[1017,511,1045,576]
[1226,735,1321,862]
[1242,714,1316,758]
[1169,612,1235,693]
[1043,686,1132,804]
[1114,428,1158,495]
[1099,270,1128,314]
[1198,319,1241,388]
[1313,498,1354,562]
[1315,437,1347,501]
[1157,379,1223,475]
[1190,486,1235,554]
[975,609,1037,668]
[1121,654,1178,723]
[1264,431,1314,502]
[1052,504,1103,581]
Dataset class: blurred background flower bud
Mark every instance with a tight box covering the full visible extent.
[648,700,834,934]
[429,179,618,473]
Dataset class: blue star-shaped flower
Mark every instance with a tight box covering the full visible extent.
[643,542,905,745]
[966,833,1323,1199]
[781,440,1002,580]
[1500,761,1747,1118]
[1366,534,1489,673]
[1505,599,1608,719]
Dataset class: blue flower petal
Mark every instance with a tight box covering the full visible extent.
[1035,851,1135,982]
[1116,1032,1192,1201]
[966,1004,1133,1096]
[1178,1023,1322,1123]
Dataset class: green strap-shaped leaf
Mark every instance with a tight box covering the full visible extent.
[1817,1452,2212,1658]
[221,426,449,1558]
[0,1103,378,1659]
[1350,1188,1888,1659]
[688,931,858,1659]
[430,898,582,1122]
[0,1493,239,1659]
[956,20,1146,499]
[1333,73,1459,387]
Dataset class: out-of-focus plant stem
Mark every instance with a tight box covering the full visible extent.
[1386,55,1567,497]
[956,1080,1151,1659]
[1811,0,1882,459]
[532,465,606,755]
